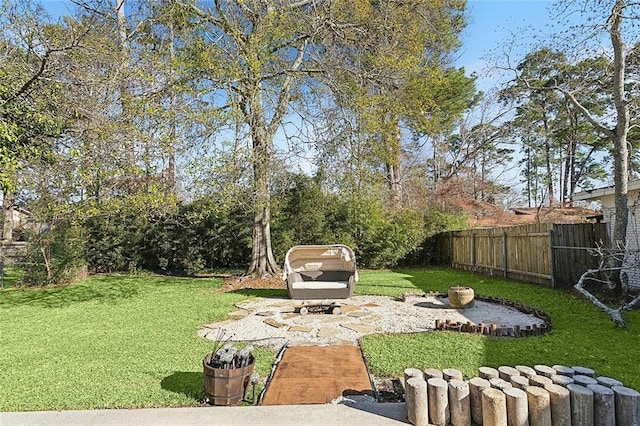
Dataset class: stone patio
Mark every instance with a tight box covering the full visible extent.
[198,294,546,350]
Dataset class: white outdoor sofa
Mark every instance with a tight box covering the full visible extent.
[282,245,358,300]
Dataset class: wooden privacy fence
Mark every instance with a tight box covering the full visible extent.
[439,223,609,289]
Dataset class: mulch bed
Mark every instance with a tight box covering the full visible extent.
[220,275,287,292]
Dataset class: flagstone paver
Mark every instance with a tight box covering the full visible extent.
[263,318,287,328]
[288,325,313,333]
[199,294,547,350]
[338,304,362,313]
[317,328,341,338]
[227,309,249,319]
[341,323,381,334]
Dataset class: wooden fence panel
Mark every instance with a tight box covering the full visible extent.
[551,223,610,289]
[450,223,554,285]
[451,232,472,269]
[474,230,503,273]
[443,223,609,287]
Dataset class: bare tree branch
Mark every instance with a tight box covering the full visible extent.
[575,241,640,327]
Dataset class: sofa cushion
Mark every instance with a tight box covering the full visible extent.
[290,281,348,290]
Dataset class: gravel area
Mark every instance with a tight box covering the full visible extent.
[198,294,546,350]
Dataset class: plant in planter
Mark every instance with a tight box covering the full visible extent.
[203,329,255,405]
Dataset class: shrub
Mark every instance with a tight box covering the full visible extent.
[348,197,426,268]
[84,197,253,274]
[273,178,430,269]
[40,178,466,276]
[271,175,331,262]
[21,218,87,286]
[85,207,148,273]
[400,206,468,266]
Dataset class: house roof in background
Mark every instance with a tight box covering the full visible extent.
[573,180,640,201]
[466,203,599,228]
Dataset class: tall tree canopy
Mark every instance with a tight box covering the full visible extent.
[507,0,637,247]
[0,1,85,192]
[174,0,475,275]
[502,48,609,207]
[0,0,91,240]
[318,0,476,208]
[3,0,478,278]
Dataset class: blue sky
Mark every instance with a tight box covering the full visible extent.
[457,0,555,91]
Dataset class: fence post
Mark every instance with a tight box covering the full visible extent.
[449,231,454,267]
[0,244,4,289]
[503,231,508,279]
[549,229,556,288]
[472,233,477,272]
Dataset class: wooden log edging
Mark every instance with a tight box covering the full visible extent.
[428,292,553,338]
[404,365,639,426]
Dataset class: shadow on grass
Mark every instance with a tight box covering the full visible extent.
[161,371,203,401]
[0,274,221,309]
[0,280,139,309]
[227,288,289,299]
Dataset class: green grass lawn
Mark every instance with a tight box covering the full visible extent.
[0,268,638,411]
[1,266,22,288]
[0,275,275,411]
[358,268,640,390]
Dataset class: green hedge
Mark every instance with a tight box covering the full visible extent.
[84,200,253,274]
[17,176,466,282]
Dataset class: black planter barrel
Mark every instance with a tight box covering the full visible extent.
[203,353,255,405]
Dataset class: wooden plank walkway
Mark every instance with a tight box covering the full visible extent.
[261,345,373,405]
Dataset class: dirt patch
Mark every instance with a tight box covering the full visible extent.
[221,275,287,291]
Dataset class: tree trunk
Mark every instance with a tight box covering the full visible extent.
[561,131,575,206]
[245,85,279,276]
[247,132,279,276]
[115,0,136,179]
[167,18,176,196]
[386,162,402,208]
[2,189,14,242]
[384,116,403,209]
[248,192,278,277]
[542,111,555,206]
[610,0,629,247]
[526,147,532,207]
[567,134,576,206]
[612,131,629,246]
